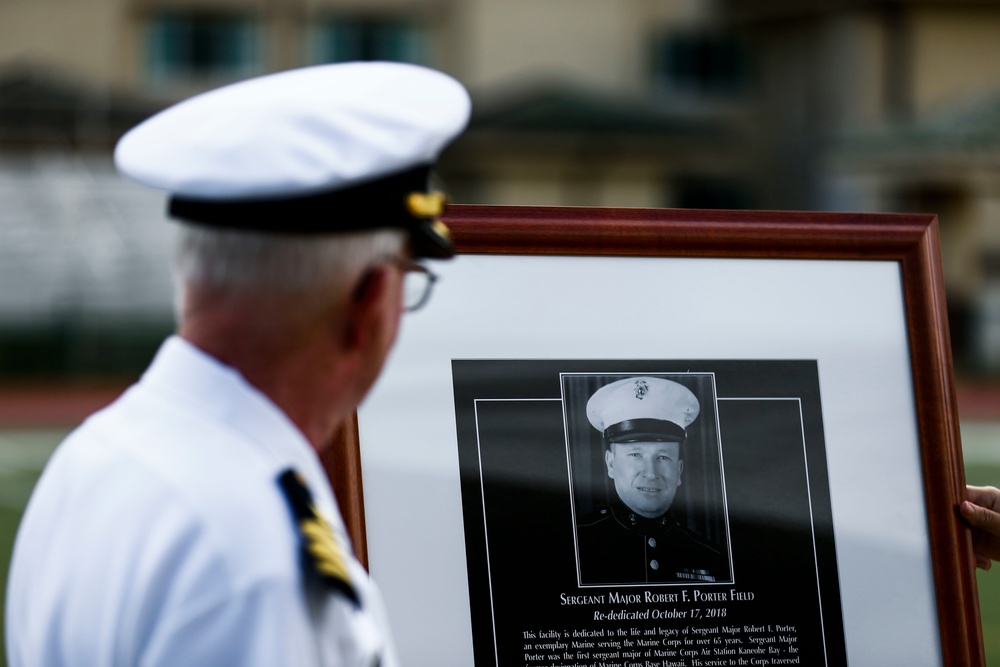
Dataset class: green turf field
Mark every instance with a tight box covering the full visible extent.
[959,422,1000,664]
[0,430,63,667]
[1,427,999,665]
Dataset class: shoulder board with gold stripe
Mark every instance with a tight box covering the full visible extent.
[277,468,359,606]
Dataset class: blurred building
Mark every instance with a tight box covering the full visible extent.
[725,1,1000,372]
[1,0,1000,373]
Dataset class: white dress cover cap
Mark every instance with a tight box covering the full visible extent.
[114,62,471,257]
[114,61,471,200]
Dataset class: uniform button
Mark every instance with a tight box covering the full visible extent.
[648,537,657,548]
[650,560,659,570]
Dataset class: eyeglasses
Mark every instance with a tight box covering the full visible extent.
[389,257,438,312]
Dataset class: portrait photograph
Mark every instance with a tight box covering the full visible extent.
[562,372,732,587]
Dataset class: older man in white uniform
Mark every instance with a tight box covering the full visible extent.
[5,62,470,666]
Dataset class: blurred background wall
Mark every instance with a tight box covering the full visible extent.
[2,0,1000,662]
[1,0,1000,375]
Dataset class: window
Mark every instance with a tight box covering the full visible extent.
[148,12,259,83]
[672,175,752,210]
[651,30,751,99]
[312,18,427,65]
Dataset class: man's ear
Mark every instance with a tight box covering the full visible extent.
[604,447,615,479]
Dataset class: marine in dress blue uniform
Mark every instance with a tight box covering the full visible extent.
[6,62,470,666]
[577,376,724,585]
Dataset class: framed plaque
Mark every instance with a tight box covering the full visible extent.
[338,205,983,667]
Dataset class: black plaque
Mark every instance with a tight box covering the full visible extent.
[453,359,846,667]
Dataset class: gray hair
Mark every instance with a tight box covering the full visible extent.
[172,224,406,317]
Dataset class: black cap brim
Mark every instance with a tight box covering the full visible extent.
[168,165,455,259]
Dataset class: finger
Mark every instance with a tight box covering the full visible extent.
[966,486,1000,511]
[960,500,1000,532]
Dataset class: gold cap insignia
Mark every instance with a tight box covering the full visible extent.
[406,191,449,219]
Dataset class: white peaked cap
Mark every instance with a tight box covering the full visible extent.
[587,376,701,444]
[115,61,471,198]
[113,62,471,258]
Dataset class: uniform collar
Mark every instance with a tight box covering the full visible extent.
[608,494,679,534]
[139,335,337,512]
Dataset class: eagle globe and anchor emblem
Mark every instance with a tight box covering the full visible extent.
[633,378,649,400]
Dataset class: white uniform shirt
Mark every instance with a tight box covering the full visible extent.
[6,336,399,667]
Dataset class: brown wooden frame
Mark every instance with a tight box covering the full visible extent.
[327,203,983,667]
